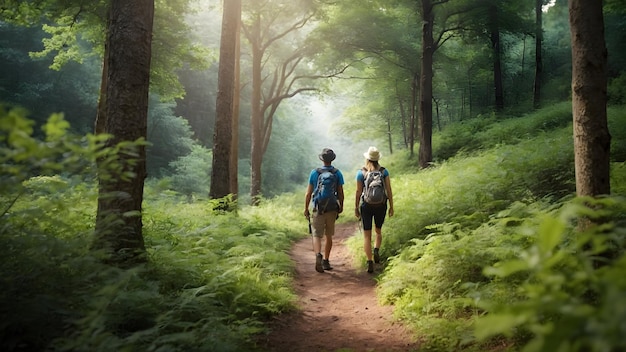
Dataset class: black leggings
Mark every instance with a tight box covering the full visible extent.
[360,203,387,231]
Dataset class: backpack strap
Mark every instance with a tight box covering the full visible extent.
[362,166,385,178]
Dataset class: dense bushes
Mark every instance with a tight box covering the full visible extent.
[357,105,626,351]
[0,109,301,351]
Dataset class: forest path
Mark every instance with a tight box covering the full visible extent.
[257,221,420,352]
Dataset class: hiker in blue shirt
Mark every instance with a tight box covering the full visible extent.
[355,146,394,273]
[304,148,345,273]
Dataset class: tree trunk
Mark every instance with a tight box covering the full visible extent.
[489,5,504,112]
[95,36,109,135]
[93,0,154,264]
[387,114,393,155]
[230,23,241,198]
[410,72,418,158]
[418,0,434,168]
[397,93,408,149]
[249,15,263,205]
[569,0,610,199]
[532,0,543,109]
[210,0,241,202]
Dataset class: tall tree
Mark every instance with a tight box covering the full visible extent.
[418,0,436,168]
[460,0,533,113]
[230,18,242,198]
[92,0,154,264]
[241,0,318,205]
[532,0,544,109]
[487,2,505,112]
[210,0,241,201]
[568,0,610,200]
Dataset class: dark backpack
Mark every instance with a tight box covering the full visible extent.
[362,167,386,205]
[314,167,339,213]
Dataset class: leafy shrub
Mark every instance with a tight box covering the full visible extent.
[167,144,212,198]
[377,201,550,351]
[0,110,302,351]
[475,197,626,352]
[146,97,196,177]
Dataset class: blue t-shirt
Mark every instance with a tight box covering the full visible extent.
[309,166,345,188]
[356,167,390,184]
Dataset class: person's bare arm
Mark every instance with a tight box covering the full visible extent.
[304,184,313,218]
[385,176,394,217]
[354,181,363,218]
[337,185,345,213]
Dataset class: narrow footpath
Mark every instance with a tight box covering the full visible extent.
[257,222,420,352]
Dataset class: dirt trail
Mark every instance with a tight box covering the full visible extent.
[257,222,420,352]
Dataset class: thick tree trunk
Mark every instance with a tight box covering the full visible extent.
[93,0,154,264]
[418,0,434,168]
[210,0,241,201]
[569,0,610,199]
[532,0,543,109]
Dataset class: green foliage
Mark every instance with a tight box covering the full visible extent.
[0,106,104,205]
[262,105,314,197]
[373,124,574,260]
[433,102,572,161]
[146,96,196,177]
[0,110,303,351]
[2,0,211,101]
[377,195,626,351]
[612,162,626,195]
[0,23,100,132]
[475,198,626,352]
[167,144,212,198]
[608,73,626,105]
[365,103,626,351]
[609,105,626,162]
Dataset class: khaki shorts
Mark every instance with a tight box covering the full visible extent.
[312,210,337,238]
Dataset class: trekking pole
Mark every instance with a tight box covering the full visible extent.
[308,215,314,251]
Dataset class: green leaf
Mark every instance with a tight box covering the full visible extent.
[42,113,70,141]
[536,216,565,256]
[475,313,527,339]
[483,259,528,277]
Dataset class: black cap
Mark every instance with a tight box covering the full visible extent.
[318,148,336,162]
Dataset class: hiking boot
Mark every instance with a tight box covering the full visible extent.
[367,260,374,273]
[315,253,324,273]
[373,248,380,263]
[323,259,333,271]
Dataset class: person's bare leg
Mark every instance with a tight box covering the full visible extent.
[363,229,373,261]
[324,235,332,259]
[374,228,382,249]
[313,236,322,254]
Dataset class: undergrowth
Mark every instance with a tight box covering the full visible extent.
[0,109,301,351]
[2,103,625,352]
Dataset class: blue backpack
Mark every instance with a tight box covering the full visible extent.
[314,167,339,213]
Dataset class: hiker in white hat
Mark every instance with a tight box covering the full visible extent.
[354,146,394,273]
